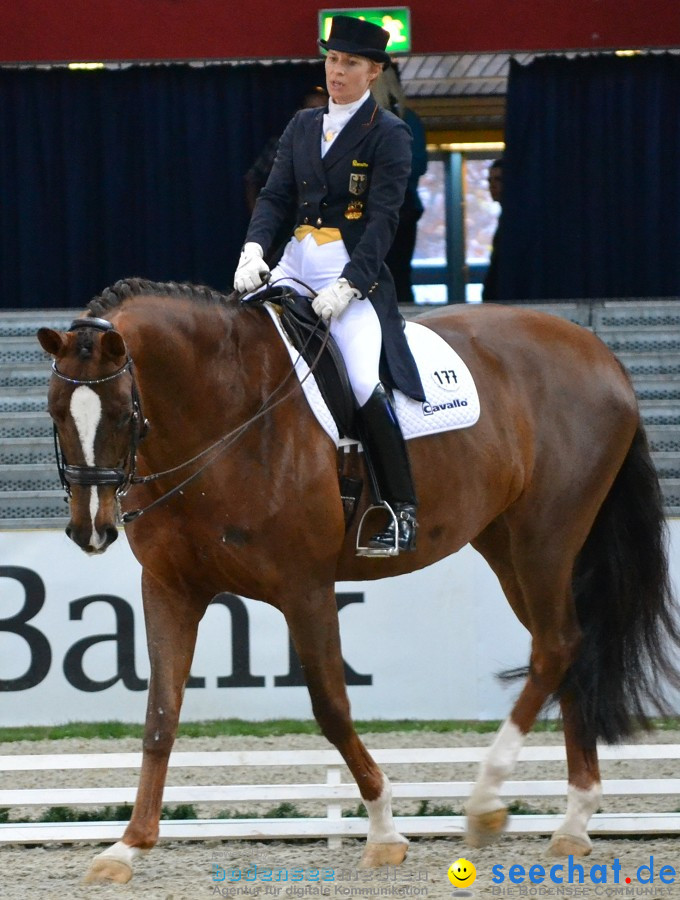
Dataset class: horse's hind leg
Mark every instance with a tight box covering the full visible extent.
[548,697,601,857]
[85,570,204,884]
[466,524,583,849]
[283,586,408,869]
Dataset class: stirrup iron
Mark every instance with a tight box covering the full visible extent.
[356,501,400,557]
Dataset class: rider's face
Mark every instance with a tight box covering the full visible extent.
[325,51,381,104]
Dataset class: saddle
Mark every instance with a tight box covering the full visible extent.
[243,285,359,440]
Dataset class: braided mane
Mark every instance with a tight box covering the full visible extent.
[87,278,234,318]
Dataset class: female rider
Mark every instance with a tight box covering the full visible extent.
[234,15,424,553]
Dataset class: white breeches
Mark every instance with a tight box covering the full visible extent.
[269,234,383,407]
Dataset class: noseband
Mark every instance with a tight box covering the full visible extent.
[51,317,149,498]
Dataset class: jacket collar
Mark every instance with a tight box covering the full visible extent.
[322,96,379,170]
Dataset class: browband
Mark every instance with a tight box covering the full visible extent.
[68,317,115,332]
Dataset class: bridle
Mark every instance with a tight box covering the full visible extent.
[51,317,149,500]
[51,291,329,524]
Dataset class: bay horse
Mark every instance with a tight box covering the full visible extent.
[37,279,679,885]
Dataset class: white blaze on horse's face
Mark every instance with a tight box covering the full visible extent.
[69,385,104,548]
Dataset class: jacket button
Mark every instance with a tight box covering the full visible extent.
[316,217,322,226]
[303,201,309,207]
[321,202,327,208]
[302,180,307,186]
[303,217,309,224]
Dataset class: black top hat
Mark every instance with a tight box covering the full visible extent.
[319,15,390,65]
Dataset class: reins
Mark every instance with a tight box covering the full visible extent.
[121,296,330,522]
[51,283,331,524]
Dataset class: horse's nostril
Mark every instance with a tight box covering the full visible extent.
[106,526,119,546]
[65,524,73,540]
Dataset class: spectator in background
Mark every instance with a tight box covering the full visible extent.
[244,87,329,212]
[482,158,503,301]
[371,62,427,304]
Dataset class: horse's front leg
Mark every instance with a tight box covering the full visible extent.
[85,569,204,884]
[284,586,408,869]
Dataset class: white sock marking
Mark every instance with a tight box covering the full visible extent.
[555,783,602,843]
[70,386,102,544]
[363,774,408,845]
[466,718,525,816]
[93,839,145,868]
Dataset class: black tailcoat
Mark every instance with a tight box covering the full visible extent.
[246,96,425,402]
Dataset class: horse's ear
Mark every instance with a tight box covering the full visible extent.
[100,329,127,361]
[37,327,65,357]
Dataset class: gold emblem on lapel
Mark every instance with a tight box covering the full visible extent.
[344,199,364,220]
[352,159,369,167]
[349,173,367,196]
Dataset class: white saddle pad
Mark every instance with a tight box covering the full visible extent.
[265,303,480,446]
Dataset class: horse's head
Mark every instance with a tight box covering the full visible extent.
[37,317,147,554]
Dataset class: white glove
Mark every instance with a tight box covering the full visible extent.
[234,242,270,294]
[312,278,362,321]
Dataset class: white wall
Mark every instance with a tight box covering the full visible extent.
[1,524,679,726]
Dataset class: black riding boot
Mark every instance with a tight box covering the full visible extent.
[357,383,418,552]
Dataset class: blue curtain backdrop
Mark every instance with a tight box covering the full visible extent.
[499,54,680,300]
[0,62,324,309]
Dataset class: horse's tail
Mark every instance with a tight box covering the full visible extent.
[560,423,680,744]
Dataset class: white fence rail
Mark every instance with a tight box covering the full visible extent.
[1,745,679,845]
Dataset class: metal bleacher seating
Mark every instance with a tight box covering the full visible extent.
[1,309,76,529]
[505,299,680,517]
[1,300,679,530]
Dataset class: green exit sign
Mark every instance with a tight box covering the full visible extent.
[319,8,411,54]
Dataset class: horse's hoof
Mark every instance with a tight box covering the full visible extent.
[547,833,592,858]
[358,841,409,869]
[84,857,133,884]
[465,808,508,848]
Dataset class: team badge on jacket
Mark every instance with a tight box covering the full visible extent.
[349,173,367,196]
[344,199,364,220]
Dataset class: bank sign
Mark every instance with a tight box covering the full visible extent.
[0,530,534,726]
[2,527,677,727]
